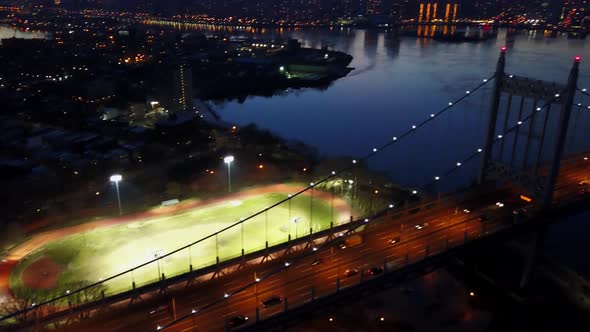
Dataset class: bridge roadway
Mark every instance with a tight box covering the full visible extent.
[60,156,589,332]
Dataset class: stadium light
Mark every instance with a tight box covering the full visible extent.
[109,174,123,215]
[224,155,235,193]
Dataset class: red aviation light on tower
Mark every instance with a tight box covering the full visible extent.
[575,56,581,62]
[501,46,507,52]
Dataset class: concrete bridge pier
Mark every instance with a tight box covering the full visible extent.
[477,48,505,185]
[519,228,546,289]
[541,57,580,209]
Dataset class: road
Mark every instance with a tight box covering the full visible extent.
[38,155,590,332]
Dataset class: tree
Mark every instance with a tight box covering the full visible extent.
[44,290,65,330]
[64,281,107,321]
[0,287,43,325]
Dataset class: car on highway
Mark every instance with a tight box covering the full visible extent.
[344,269,359,277]
[415,222,429,230]
[366,266,384,276]
[462,208,472,214]
[336,235,363,250]
[337,241,348,250]
[148,303,168,316]
[476,214,489,222]
[228,315,248,328]
[415,224,424,230]
[388,236,401,245]
[311,258,321,266]
[261,296,282,309]
[579,180,588,186]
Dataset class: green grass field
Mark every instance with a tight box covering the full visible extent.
[9,191,337,298]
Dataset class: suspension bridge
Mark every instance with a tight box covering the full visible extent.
[1,48,589,332]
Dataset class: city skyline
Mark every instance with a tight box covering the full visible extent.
[0,0,586,25]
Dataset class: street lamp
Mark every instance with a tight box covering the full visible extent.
[224,156,235,193]
[292,217,301,238]
[153,250,164,280]
[109,174,123,215]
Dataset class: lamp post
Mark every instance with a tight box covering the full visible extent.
[294,217,300,239]
[254,272,260,313]
[223,156,234,193]
[348,179,354,219]
[109,174,123,216]
[154,250,163,280]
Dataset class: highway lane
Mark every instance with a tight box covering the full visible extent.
[162,211,499,332]
[56,157,588,332]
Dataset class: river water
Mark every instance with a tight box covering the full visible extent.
[210,27,590,188]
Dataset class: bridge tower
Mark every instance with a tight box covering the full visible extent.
[478,50,580,288]
[478,49,580,210]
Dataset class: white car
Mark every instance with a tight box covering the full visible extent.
[388,237,400,245]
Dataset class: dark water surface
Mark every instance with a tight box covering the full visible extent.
[212,28,590,187]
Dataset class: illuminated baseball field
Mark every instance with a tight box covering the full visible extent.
[9,187,349,298]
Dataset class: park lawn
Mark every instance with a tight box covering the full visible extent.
[10,192,336,298]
